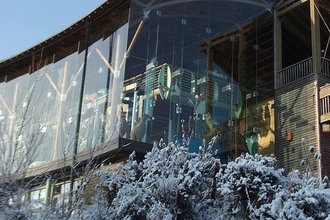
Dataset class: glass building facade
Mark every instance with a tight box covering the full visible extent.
[123,0,275,158]
[2,0,330,207]
[0,2,130,170]
[0,0,277,170]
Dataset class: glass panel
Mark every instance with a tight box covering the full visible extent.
[52,179,81,209]
[124,0,274,159]
[104,23,129,141]
[0,73,36,172]
[47,51,85,160]
[30,187,46,209]
[0,45,85,168]
[79,37,110,152]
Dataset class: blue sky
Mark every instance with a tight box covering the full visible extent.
[0,0,105,61]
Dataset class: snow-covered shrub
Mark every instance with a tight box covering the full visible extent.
[255,170,330,220]
[4,139,330,220]
[285,171,330,219]
[83,140,220,220]
[216,153,286,219]
[73,141,330,220]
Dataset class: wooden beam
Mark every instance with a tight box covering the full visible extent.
[277,0,308,17]
[200,23,251,51]
[321,113,330,123]
[320,84,330,99]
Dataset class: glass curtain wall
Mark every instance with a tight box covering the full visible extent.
[0,23,129,168]
[123,0,274,158]
[209,20,275,158]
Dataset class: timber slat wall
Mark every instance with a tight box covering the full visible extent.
[319,84,330,123]
[318,74,330,177]
[275,74,317,174]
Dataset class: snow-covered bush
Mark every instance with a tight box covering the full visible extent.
[215,153,286,219]
[82,141,330,220]
[3,139,330,220]
[72,142,330,220]
[269,170,330,220]
[75,140,220,219]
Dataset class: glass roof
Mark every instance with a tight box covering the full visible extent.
[132,0,277,9]
[124,0,283,79]
[129,0,282,38]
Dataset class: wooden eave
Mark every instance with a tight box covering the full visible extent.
[200,21,253,52]
[0,0,129,83]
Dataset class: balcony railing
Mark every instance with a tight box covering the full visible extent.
[276,58,330,123]
[318,58,330,123]
[321,58,330,76]
[277,57,313,87]
[320,84,330,123]
[277,57,330,88]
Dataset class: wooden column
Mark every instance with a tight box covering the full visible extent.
[310,0,321,73]
[274,9,282,89]
[310,0,322,181]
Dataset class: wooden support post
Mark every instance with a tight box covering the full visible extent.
[274,9,282,89]
[310,0,322,181]
[310,0,321,73]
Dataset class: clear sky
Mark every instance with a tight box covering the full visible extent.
[0,0,105,61]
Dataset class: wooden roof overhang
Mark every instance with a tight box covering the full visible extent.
[0,0,129,83]
[277,0,330,66]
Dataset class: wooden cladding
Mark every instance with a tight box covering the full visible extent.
[320,83,330,123]
[275,75,317,174]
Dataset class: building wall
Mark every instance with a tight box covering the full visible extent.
[0,1,275,170]
[318,73,330,177]
[275,74,318,174]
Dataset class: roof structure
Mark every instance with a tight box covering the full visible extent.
[2,0,328,82]
[0,0,129,82]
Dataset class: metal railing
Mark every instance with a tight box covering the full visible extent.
[277,57,312,87]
